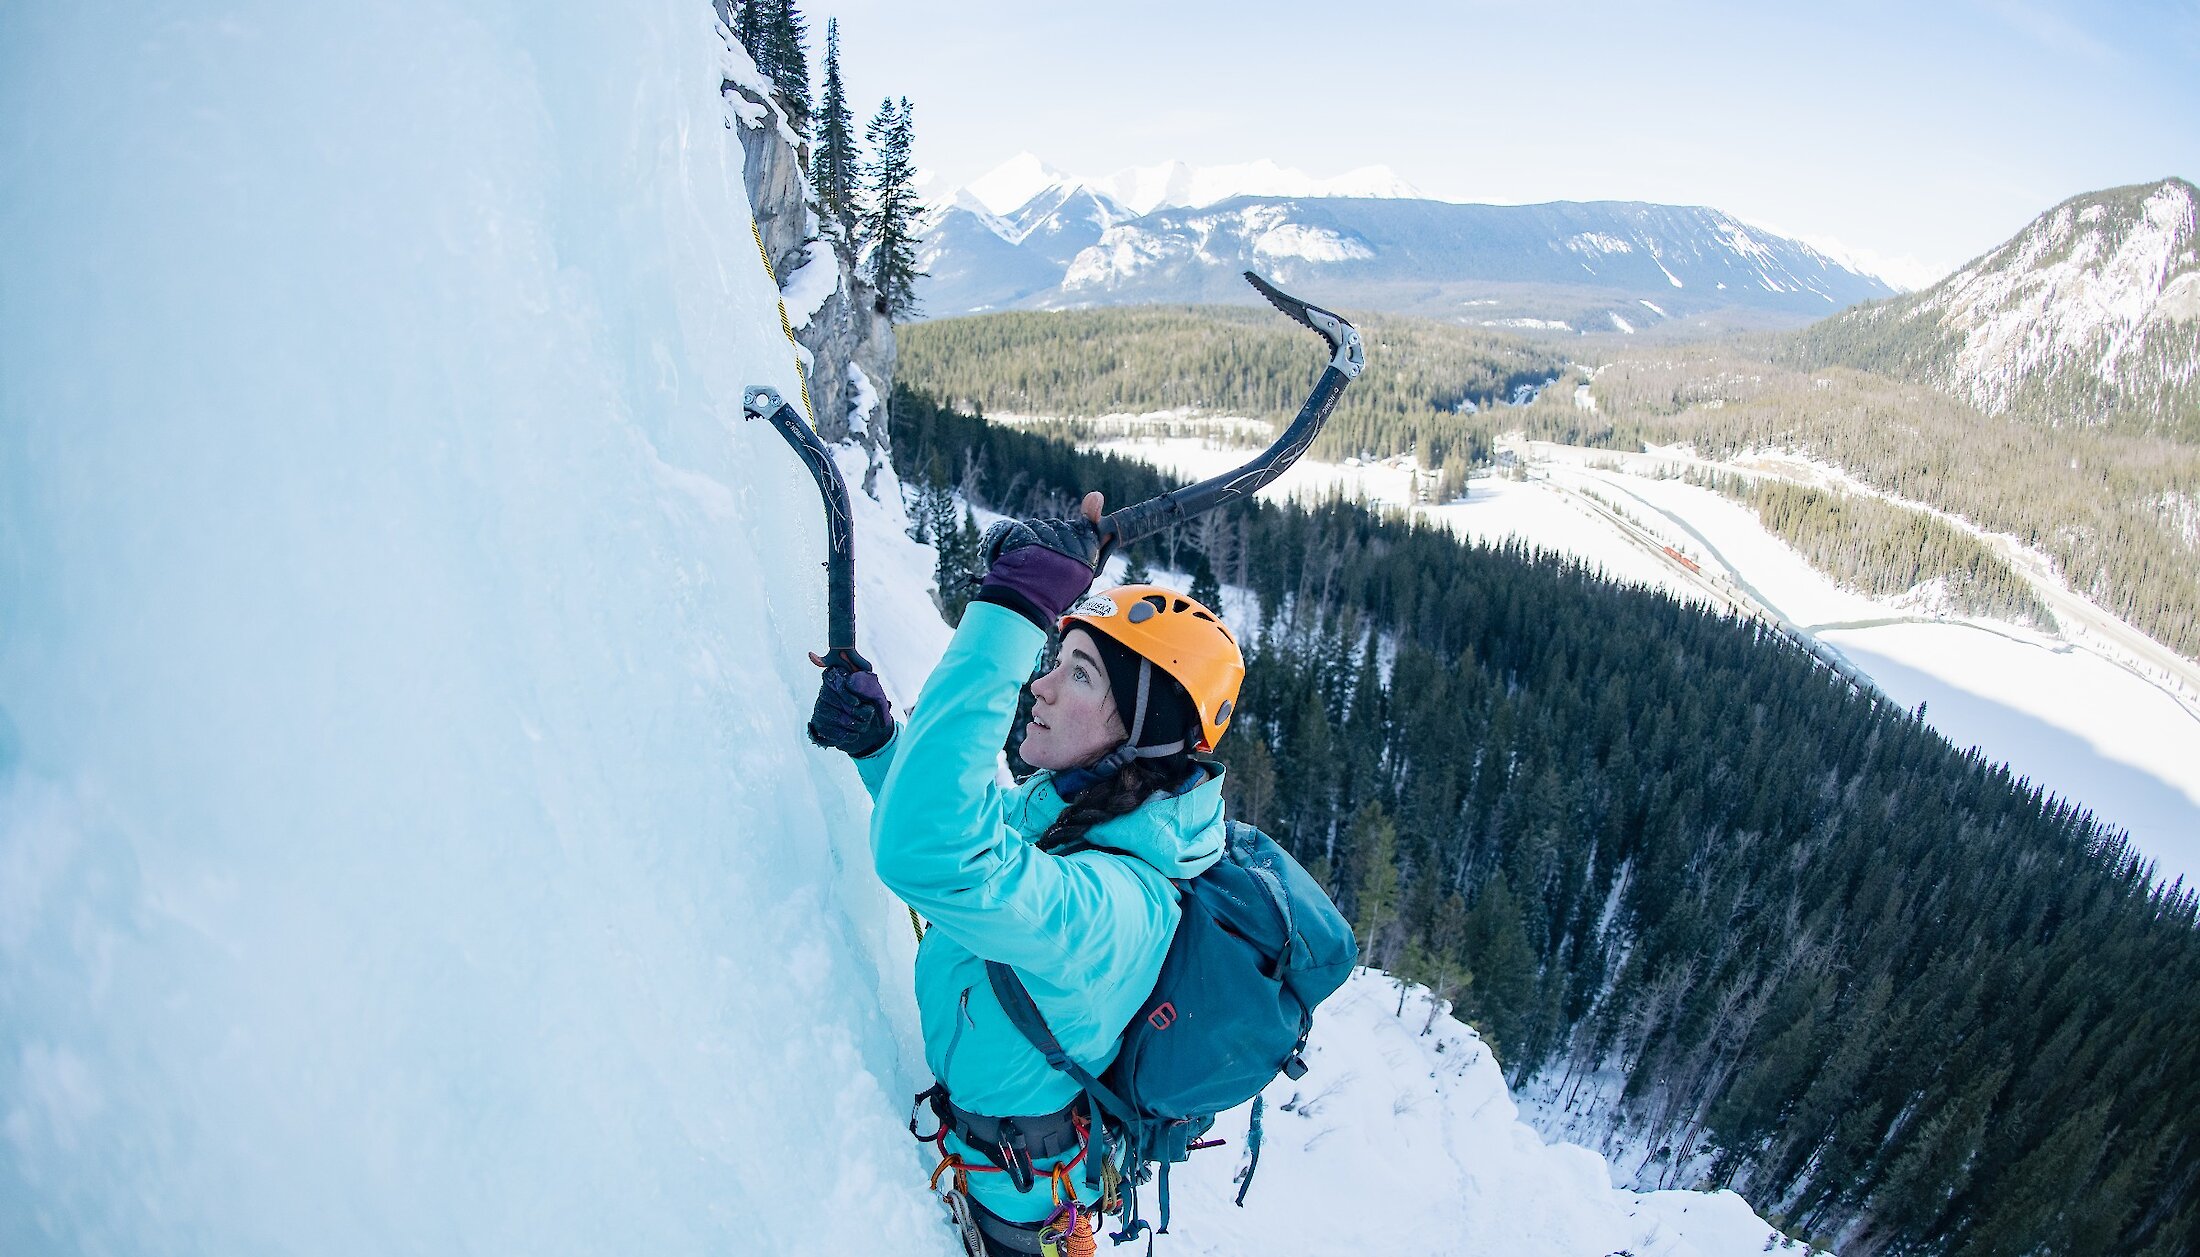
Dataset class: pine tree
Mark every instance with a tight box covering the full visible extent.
[1190,552,1224,612]
[1346,801,1399,969]
[1223,734,1277,829]
[730,0,767,72]
[1121,549,1154,585]
[862,96,925,319]
[762,0,811,135]
[1461,873,1536,1065]
[810,18,859,254]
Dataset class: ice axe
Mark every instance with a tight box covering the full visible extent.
[743,270,1363,665]
[743,384,870,673]
[1095,270,1365,549]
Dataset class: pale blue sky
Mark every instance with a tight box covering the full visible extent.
[822,0,2200,286]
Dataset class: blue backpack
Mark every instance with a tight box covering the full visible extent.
[987,819,1357,1243]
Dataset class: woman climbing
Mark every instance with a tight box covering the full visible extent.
[805,491,1246,1256]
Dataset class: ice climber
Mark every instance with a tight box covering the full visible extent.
[806,491,1247,1256]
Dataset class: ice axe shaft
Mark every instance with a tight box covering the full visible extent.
[744,386,870,672]
[1098,270,1364,548]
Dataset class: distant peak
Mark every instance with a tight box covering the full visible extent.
[965,152,1071,217]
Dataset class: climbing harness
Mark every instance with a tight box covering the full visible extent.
[913,1085,1105,1257]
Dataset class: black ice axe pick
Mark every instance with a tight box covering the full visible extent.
[1096,270,1365,549]
[743,385,871,672]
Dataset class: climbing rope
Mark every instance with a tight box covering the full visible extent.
[749,219,818,426]
[751,221,921,946]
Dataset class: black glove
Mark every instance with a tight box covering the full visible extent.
[807,660,895,758]
[974,515,1109,627]
[981,515,1107,569]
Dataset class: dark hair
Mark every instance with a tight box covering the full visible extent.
[1038,752,1198,856]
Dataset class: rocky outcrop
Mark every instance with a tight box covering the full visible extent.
[718,21,895,451]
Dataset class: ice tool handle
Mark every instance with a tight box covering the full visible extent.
[744,385,871,672]
[1098,271,1364,548]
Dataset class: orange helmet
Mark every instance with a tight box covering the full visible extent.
[1061,584,1246,753]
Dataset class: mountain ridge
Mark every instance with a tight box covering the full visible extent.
[916,179,1896,330]
[1792,176,2199,438]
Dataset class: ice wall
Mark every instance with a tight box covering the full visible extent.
[0,3,950,1251]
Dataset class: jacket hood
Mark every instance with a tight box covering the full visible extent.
[1010,761,1227,881]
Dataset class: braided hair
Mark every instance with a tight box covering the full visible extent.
[1037,751,1199,856]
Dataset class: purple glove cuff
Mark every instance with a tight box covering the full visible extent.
[978,545,1095,627]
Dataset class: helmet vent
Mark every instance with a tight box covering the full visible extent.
[1127,599,1160,624]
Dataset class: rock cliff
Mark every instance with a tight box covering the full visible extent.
[717,16,896,453]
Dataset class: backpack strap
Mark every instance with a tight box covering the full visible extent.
[984,961,1137,1117]
[985,960,1134,1194]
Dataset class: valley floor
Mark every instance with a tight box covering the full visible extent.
[1041,419,2200,889]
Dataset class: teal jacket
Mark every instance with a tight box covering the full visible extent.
[855,601,1226,1223]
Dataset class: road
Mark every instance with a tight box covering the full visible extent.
[1510,439,2200,726]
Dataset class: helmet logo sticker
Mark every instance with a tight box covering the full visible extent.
[1070,593,1117,619]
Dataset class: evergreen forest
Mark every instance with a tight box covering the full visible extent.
[1671,472,2057,626]
[898,308,2200,663]
[897,305,1566,498]
[890,385,2200,1257]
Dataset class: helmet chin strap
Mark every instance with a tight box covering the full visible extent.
[1087,656,1186,777]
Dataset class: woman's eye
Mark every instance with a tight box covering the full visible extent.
[1073,666,1088,683]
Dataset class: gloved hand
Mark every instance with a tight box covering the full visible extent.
[807,655,895,758]
[975,494,1109,628]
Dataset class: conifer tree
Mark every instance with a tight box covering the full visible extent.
[762,0,811,135]
[1461,874,1535,1064]
[1190,553,1224,612]
[1121,549,1154,585]
[730,0,767,72]
[810,18,859,253]
[862,96,925,319]
[1347,802,1399,968]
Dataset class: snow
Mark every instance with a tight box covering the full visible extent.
[965,151,1072,217]
[847,362,881,435]
[1920,179,2199,416]
[1610,312,1636,334]
[1159,972,1792,1256]
[779,238,840,330]
[1086,432,2200,886]
[1541,461,2200,883]
[1250,221,1376,264]
[1568,232,1636,255]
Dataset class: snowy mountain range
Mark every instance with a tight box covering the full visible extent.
[916,155,1896,331]
[1795,177,2200,436]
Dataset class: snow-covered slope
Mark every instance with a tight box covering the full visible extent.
[1169,972,1785,1257]
[1797,178,2200,433]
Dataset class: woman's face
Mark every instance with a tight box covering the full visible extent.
[1022,628,1129,771]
